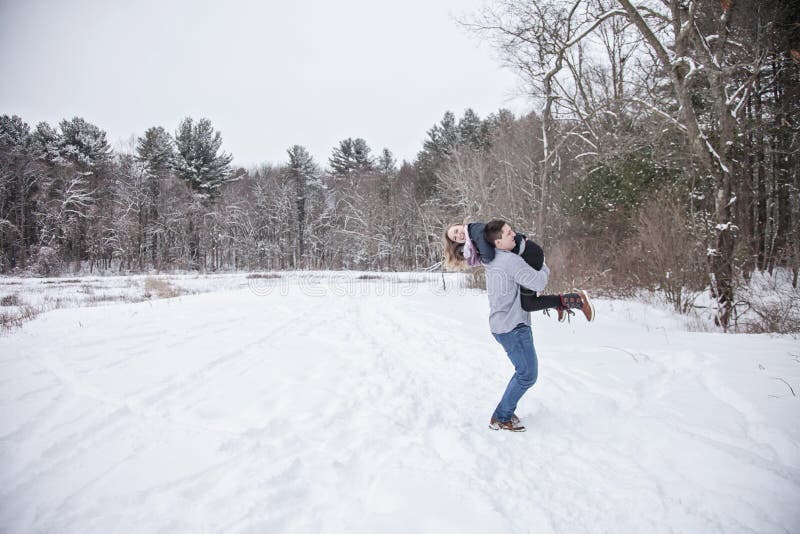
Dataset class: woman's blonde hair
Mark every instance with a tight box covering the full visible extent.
[442,222,468,271]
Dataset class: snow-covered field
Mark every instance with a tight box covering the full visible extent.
[1,273,798,533]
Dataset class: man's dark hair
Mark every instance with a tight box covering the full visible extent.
[484,219,507,246]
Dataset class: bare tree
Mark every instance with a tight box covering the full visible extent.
[466,0,626,241]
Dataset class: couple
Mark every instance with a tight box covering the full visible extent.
[443,219,595,432]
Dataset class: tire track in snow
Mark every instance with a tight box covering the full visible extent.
[1,293,333,531]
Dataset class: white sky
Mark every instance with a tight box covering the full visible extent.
[0,0,529,168]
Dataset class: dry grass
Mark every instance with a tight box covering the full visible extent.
[88,294,133,304]
[78,284,96,295]
[0,305,38,331]
[246,273,282,279]
[143,277,185,299]
[1,276,197,333]
[465,269,486,290]
[1,294,22,306]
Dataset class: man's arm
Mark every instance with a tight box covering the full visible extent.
[508,253,549,292]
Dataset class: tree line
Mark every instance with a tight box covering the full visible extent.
[1,0,798,330]
[0,112,494,275]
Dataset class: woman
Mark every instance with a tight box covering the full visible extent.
[443,221,595,322]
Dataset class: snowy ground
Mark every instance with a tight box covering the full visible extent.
[1,273,798,533]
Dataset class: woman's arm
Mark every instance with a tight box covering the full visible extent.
[468,222,496,263]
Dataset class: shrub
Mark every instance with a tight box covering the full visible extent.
[733,271,800,334]
[625,191,707,313]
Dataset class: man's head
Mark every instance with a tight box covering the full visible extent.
[484,219,516,251]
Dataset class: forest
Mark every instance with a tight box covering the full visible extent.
[1,0,798,331]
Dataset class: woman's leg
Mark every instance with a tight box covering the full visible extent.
[522,291,596,322]
[519,240,544,270]
[518,239,546,299]
[520,293,561,312]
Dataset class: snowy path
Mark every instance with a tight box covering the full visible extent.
[1,277,798,533]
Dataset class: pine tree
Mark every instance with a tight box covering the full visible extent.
[352,138,374,171]
[0,115,40,271]
[329,137,375,175]
[423,111,459,157]
[415,111,459,199]
[136,127,175,268]
[25,118,113,271]
[136,126,174,175]
[58,117,113,170]
[286,145,320,264]
[329,138,355,175]
[0,115,31,149]
[30,122,65,165]
[458,108,490,151]
[172,117,233,199]
[377,148,396,207]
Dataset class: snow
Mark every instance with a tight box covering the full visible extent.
[715,222,738,232]
[1,273,798,533]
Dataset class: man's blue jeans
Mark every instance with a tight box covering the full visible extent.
[491,323,539,422]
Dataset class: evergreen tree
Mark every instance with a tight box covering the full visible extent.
[172,117,233,199]
[59,118,115,270]
[136,126,174,175]
[415,111,459,199]
[487,109,516,130]
[329,138,355,175]
[377,148,396,207]
[136,126,175,267]
[58,117,112,170]
[30,122,65,165]
[458,108,490,151]
[0,115,40,270]
[286,145,320,264]
[352,138,374,171]
[329,137,375,175]
[422,111,459,157]
[0,115,31,149]
[567,145,679,224]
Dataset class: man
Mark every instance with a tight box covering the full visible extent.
[483,219,550,432]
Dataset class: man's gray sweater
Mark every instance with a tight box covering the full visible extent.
[485,249,550,334]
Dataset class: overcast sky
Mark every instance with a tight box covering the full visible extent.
[0,0,529,168]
